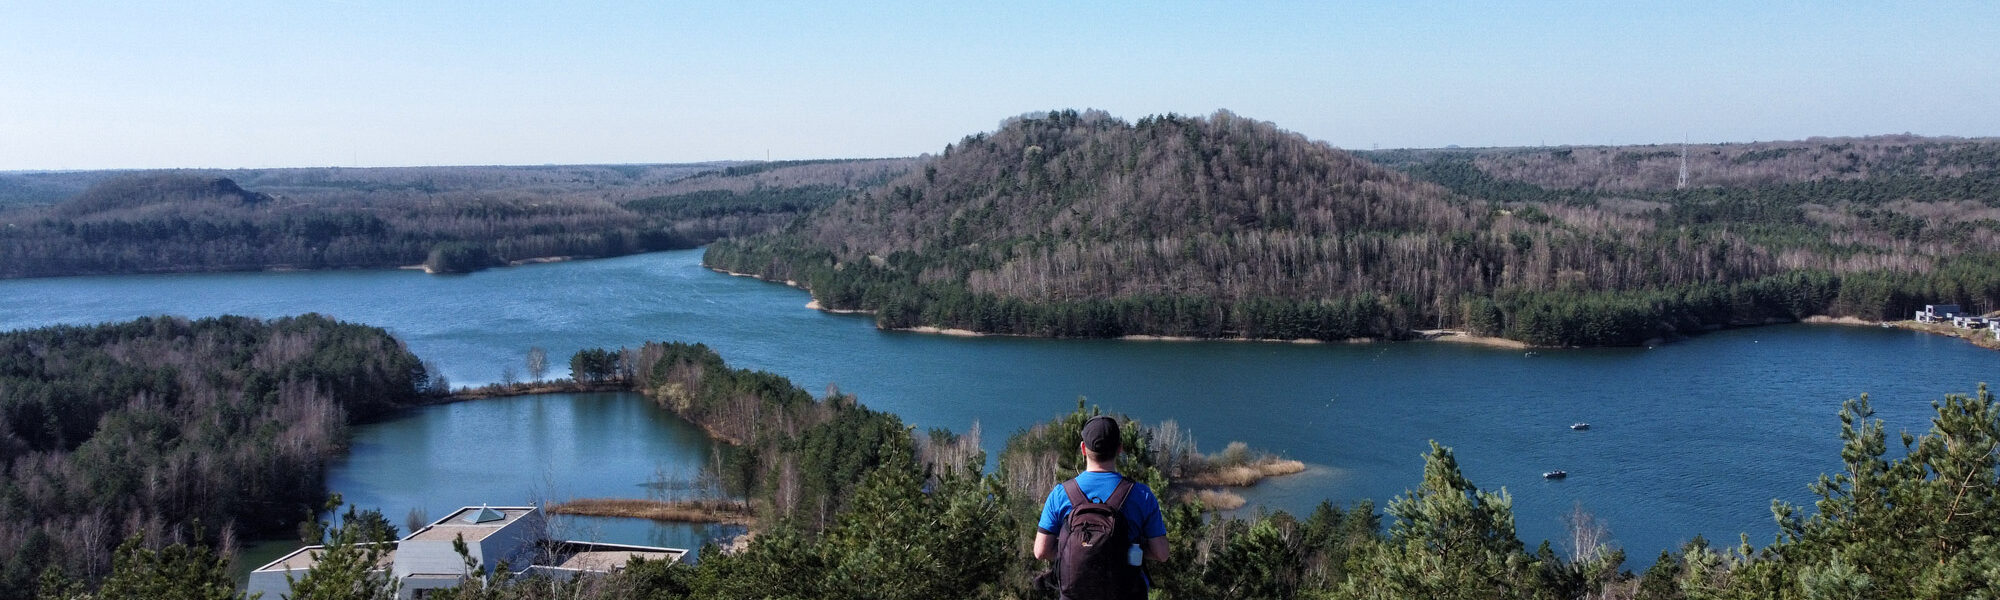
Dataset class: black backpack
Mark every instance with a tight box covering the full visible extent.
[1053,476,1146,600]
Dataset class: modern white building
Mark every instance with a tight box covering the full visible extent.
[246,505,685,600]
[1916,304,1963,323]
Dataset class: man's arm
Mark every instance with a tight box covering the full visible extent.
[1143,535,1169,562]
[1033,531,1058,561]
[1138,485,1170,562]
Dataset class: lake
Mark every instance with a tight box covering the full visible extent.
[1,249,1991,559]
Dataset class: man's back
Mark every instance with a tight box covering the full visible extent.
[1037,471,1164,541]
[1038,471,1165,599]
[1032,416,1170,599]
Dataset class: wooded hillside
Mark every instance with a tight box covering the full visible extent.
[0,159,915,278]
[0,315,431,596]
[708,110,2000,345]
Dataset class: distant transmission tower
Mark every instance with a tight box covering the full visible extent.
[1676,140,1690,190]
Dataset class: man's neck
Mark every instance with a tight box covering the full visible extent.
[1084,459,1116,472]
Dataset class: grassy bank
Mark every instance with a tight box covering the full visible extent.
[547,498,757,525]
[1891,319,2000,351]
[446,379,632,401]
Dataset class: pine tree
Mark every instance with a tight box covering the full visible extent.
[1352,441,1536,600]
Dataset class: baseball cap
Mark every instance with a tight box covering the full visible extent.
[1082,416,1121,455]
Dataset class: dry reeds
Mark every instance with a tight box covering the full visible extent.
[1179,457,1307,487]
[547,498,756,525]
[1192,489,1246,511]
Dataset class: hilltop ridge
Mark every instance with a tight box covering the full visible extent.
[708,110,2000,346]
[0,159,914,278]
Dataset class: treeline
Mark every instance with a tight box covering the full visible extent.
[0,174,697,277]
[0,315,433,597]
[1366,135,2000,193]
[1479,263,2000,346]
[564,342,967,530]
[0,158,914,279]
[707,110,2000,345]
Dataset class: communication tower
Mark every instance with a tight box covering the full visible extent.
[1677,141,1690,190]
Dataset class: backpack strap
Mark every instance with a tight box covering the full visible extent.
[1061,478,1089,507]
[1105,477,1136,510]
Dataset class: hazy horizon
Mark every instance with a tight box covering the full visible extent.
[10,128,2000,175]
[5,2,1997,170]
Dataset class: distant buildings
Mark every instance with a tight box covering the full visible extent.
[246,505,685,600]
[1911,304,1998,338]
[1916,304,1963,323]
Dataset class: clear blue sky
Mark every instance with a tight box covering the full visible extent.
[3,1,1996,169]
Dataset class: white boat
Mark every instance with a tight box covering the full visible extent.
[1570,423,1590,430]
[1543,470,1568,479]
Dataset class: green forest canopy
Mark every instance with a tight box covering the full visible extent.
[0,315,432,597]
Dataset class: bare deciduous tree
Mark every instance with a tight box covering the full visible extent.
[526,346,548,381]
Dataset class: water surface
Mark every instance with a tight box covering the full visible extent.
[2,249,1991,557]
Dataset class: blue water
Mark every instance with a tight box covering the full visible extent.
[328,392,740,551]
[1,249,1992,559]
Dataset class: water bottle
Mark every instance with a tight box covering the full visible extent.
[1127,542,1144,566]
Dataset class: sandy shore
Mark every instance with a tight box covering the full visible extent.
[1879,319,2000,351]
[1117,334,1335,344]
[702,264,1548,348]
[1414,329,1531,349]
[507,256,575,266]
[804,300,873,314]
[889,325,1534,348]
[1802,315,1877,326]
[898,325,990,337]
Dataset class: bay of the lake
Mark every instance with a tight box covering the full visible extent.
[1,249,1991,559]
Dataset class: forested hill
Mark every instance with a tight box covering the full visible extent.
[0,315,435,597]
[707,110,2000,346]
[0,159,914,278]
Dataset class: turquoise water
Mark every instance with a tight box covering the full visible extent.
[1,249,1992,558]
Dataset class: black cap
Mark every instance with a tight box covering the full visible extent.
[1082,416,1121,455]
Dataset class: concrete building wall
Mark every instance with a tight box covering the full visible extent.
[245,570,299,600]
[392,539,469,580]
[476,511,547,573]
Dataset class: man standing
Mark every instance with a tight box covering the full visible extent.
[1034,415,1169,599]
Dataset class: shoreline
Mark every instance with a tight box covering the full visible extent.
[443,379,631,402]
[803,299,872,314]
[546,498,756,526]
[701,261,2000,352]
[708,262,1544,346]
[710,267,804,289]
[1801,315,1876,326]
[1170,457,1312,512]
[1881,318,2000,350]
[1410,329,1532,349]
[507,255,578,266]
[401,254,587,274]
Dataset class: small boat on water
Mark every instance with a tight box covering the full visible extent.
[1543,470,1568,479]
[1570,423,1590,430]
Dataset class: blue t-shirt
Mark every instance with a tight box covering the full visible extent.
[1036,470,1168,541]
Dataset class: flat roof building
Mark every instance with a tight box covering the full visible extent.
[247,505,684,600]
